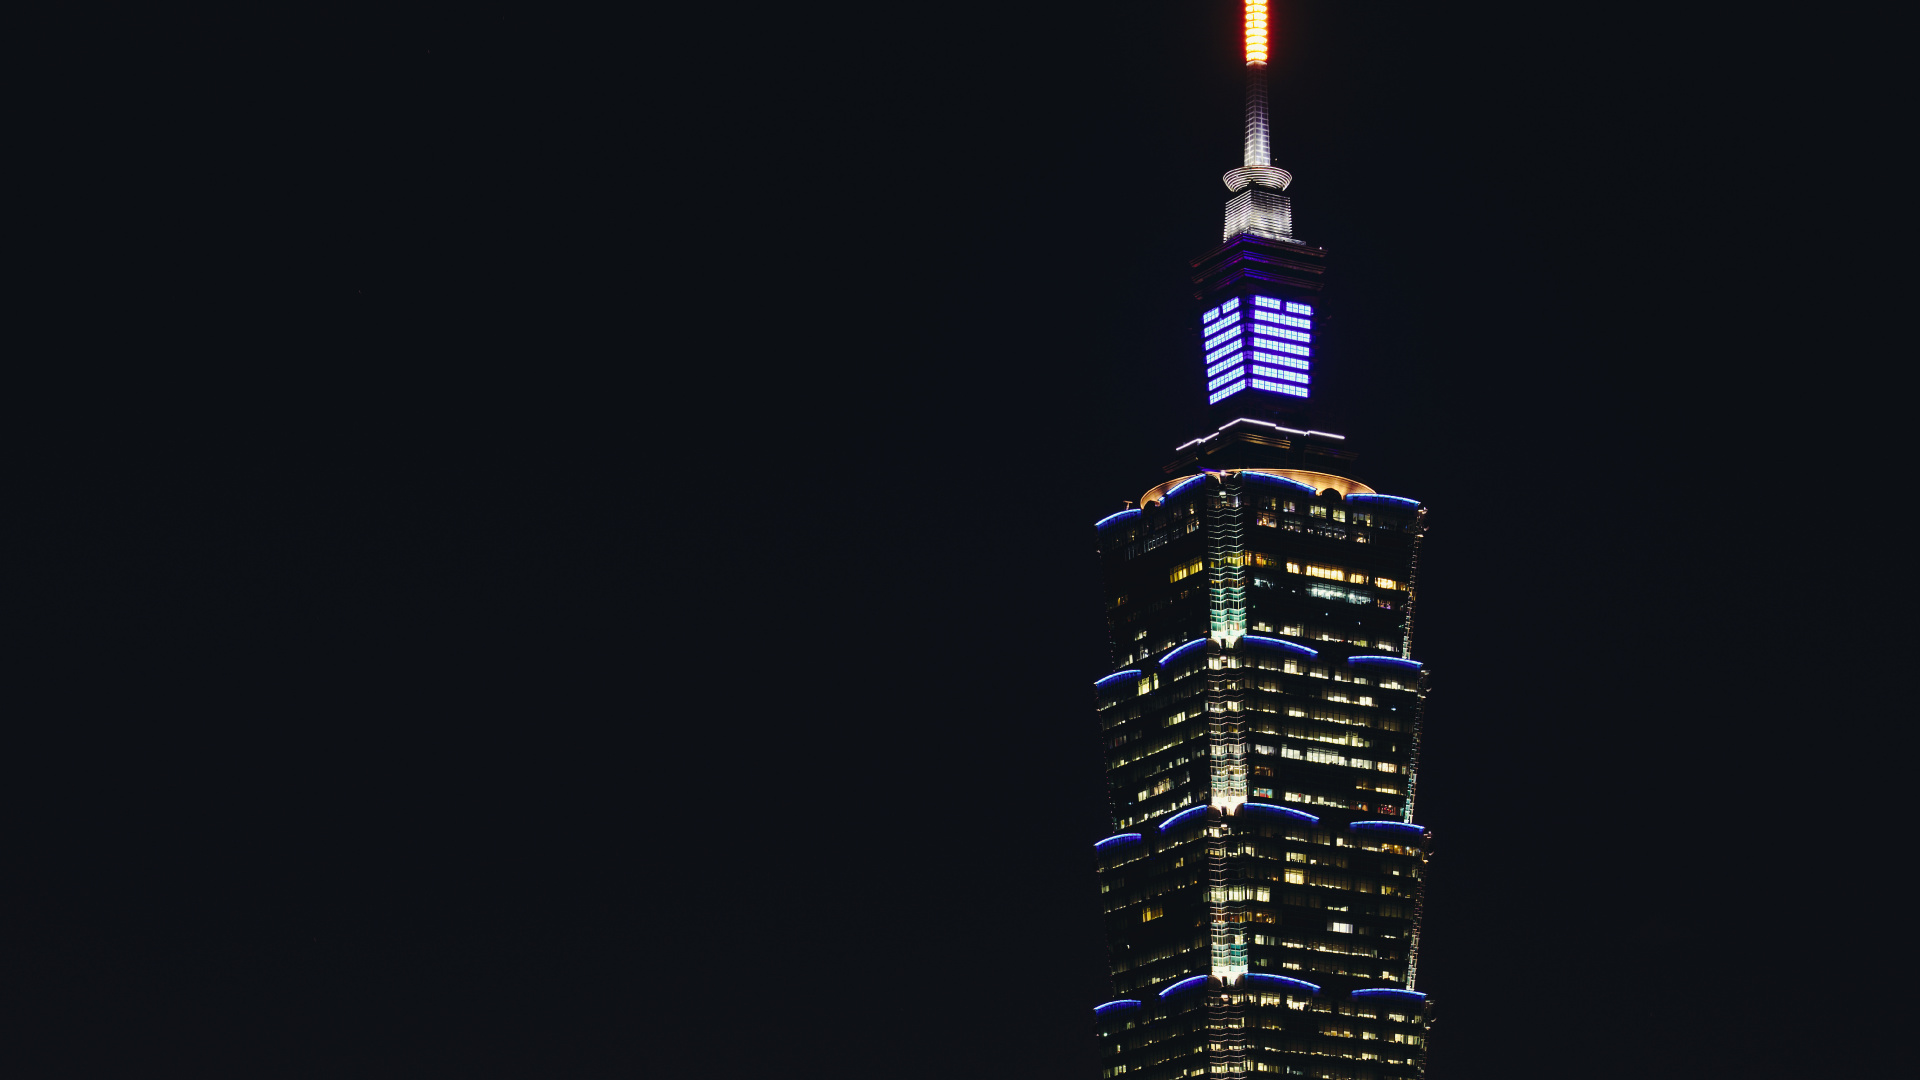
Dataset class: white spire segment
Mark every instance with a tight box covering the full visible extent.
[1222,0,1294,240]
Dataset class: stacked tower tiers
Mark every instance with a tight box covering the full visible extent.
[1085,5,1433,1078]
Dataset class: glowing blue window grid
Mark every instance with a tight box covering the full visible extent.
[1252,338,1310,357]
[1249,352,1308,371]
[1251,379,1307,397]
[1206,353,1245,378]
[1204,295,1310,403]
[1259,313,1312,330]
[1209,381,1247,404]
[1208,368,1246,391]
[1250,366,1308,384]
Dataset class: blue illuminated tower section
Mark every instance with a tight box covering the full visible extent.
[1086,6,1433,1078]
[1201,296,1316,405]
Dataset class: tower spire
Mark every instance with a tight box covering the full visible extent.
[1223,0,1294,240]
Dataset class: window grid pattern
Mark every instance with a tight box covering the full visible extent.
[1200,293,1313,405]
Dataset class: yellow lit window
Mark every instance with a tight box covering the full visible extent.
[1310,505,1327,518]
[1373,577,1400,590]
[1284,869,1305,884]
[1142,905,1164,922]
[1304,564,1343,581]
[1285,561,1302,574]
[1169,557,1204,584]
[1347,571,1368,584]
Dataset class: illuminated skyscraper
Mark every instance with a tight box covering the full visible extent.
[1089,6,1432,1077]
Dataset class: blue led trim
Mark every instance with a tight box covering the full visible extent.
[1285,302,1313,315]
[1094,509,1141,530]
[1244,635,1318,657]
[1158,975,1209,998]
[1251,379,1308,398]
[1095,833,1144,850]
[1244,973,1321,994]
[1095,670,1143,689]
[1241,802,1321,825]
[1094,999,1143,1015]
[1347,655,1421,670]
[1346,493,1420,507]
[1205,340,1244,363]
[1349,820,1424,835]
[1158,805,1207,832]
[1160,638,1208,666]
[1208,367,1247,391]
[1209,381,1248,404]
[1247,352,1308,371]
[1351,988,1426,1001]
[1249,366,1309,384]
[1241,472,1317,494]
[1206,353,1245,378]
[1166,475,1205,498]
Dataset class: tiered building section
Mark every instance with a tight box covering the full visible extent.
[1085,5,1435,1077]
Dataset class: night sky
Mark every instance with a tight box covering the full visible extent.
[15,3,1877,1078]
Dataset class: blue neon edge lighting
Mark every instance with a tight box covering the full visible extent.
[1165,475,1205,498]
[1241,471,1317,494]
[1347,493,1420,507]
[1094,509,1141,530]
[1158,975,1208,998]
[1095,670,1142,689]
[1349,820,1424,835]
[1094,999,1142,1015]
[1244,973,1321,994]
[1347,655,1421,669]
[1351,988,1426,1000]
[1244,635,1318,657]
[1095,833,1143,850]
[1160,639,1207,666]
[1241,803,1320,825]
[1158,805,1207,832]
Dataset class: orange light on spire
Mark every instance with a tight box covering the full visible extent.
[1245,0,1269,63]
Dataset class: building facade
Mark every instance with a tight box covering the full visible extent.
[1089,6,1433,1077]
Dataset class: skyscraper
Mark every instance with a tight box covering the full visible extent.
[1090,5,1432,1077]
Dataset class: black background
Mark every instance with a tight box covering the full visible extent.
[12,2,1892,1077]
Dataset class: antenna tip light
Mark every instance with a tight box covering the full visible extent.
[1245,0,1269,63]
